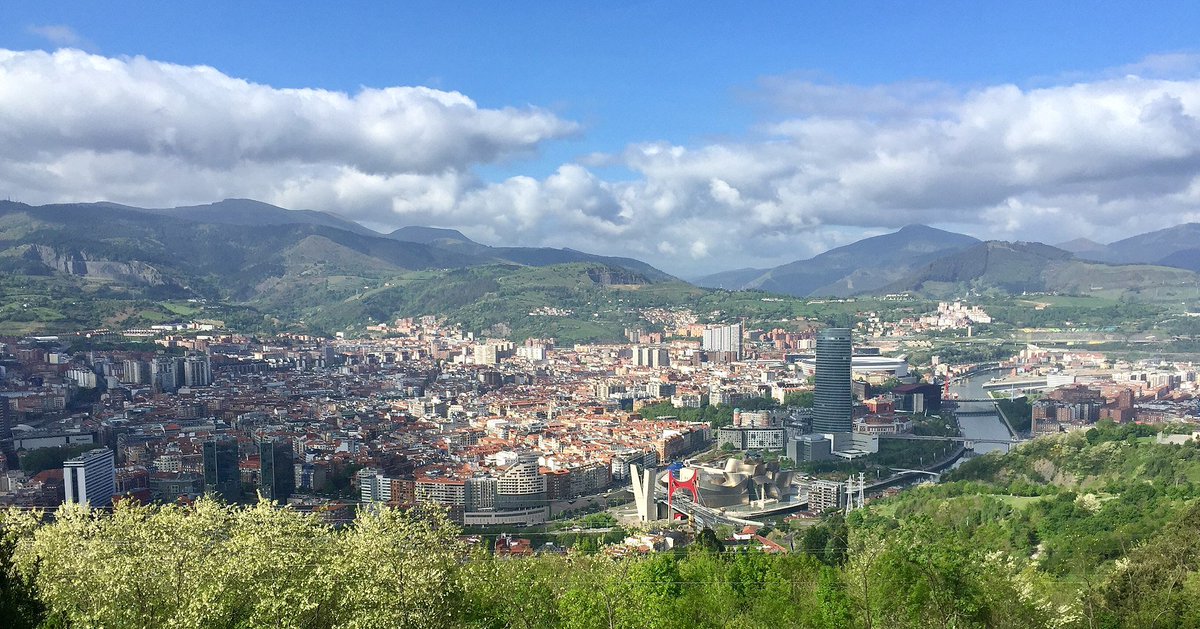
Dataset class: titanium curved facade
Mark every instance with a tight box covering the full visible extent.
[655,460,797,509]
[813,328,852,433]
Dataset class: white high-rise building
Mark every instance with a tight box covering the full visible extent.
[122,359,151,385]
[702,323,743,359]
[154,356,182,393]
[473,344,499,366]
[632,346,670,368]
[65,368,98,389]
[63,448,115,507]
[183,355,212,387]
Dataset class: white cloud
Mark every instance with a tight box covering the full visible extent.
[26,25,94,50]
[4,48,1200,275]
[0,48,575,179]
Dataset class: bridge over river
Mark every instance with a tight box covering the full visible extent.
[880,433,1021,446]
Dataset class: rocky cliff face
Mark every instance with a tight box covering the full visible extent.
[24,245,173,286]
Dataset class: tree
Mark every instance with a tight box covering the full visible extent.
[18,444,97,475]
[693,528,724,553]
[784,390,815,408]
[0,511,44,629]
[9,499,466,628]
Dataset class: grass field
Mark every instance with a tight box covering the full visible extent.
[159,301,202,317]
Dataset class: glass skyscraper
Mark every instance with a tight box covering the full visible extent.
[203,436,242,503]
[813,327,852,433]
[258,438,295,504]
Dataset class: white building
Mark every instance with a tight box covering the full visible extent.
[63,448,115,507]
[122,359,151,385]
[66,368,98,389]
[631,346,670,368]
[473,344,499,366]
[183,355,212,387]
[702,323,743,359]
[808,479,844,513]
[496,454,546,508]
[717,426,787,451]
[516,344,547,361]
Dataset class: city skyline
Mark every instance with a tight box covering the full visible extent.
[1,3,1200,274]
[4,5,1200,624]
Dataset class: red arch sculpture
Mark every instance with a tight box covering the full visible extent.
[667,469,700,515]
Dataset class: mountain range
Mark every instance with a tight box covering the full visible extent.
[696,222,1200,299]
[4,197,1200,337]
[695,224,981,296]
[1064,223,1200,271]
[0,199,671,299]
[0,199,698,338]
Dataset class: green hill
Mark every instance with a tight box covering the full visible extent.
[303,263,706,342]
[695,224,981,296]
[883,240,1200,300]
[0,200,686,337]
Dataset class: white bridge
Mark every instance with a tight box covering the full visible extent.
[889,468,942,482]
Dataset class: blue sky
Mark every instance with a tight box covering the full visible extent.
[2,2,1200,275]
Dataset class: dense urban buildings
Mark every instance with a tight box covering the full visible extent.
[5,311,1200,529]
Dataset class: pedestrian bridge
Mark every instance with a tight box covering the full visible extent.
[880,434,1021,445]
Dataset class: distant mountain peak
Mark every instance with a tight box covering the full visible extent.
[693,224,980,296]
[1055,237,1106,254]
[896,223,939,233]
[388,226,477,246]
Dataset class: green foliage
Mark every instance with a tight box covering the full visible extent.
[8,499,465,628]
[784,390,814,407]
[637,397,778,430]
[996,397,1033,433]
[0,514,44,629]
[692,528,724,554]
[18,444,98,476]
[1087,501,1200,628]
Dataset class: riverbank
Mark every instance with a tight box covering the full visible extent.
[993,396,1019,437]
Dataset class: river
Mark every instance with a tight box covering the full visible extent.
[948,369,1014,455]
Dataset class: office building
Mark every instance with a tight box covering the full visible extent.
[203,436,242,502]
[717,425,787,451]
[813,328,853,433]
[789,434,834,462]
[258,438,295,503]
[63,448,115,507]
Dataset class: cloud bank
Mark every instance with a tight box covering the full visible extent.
[3,48,1200,274]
